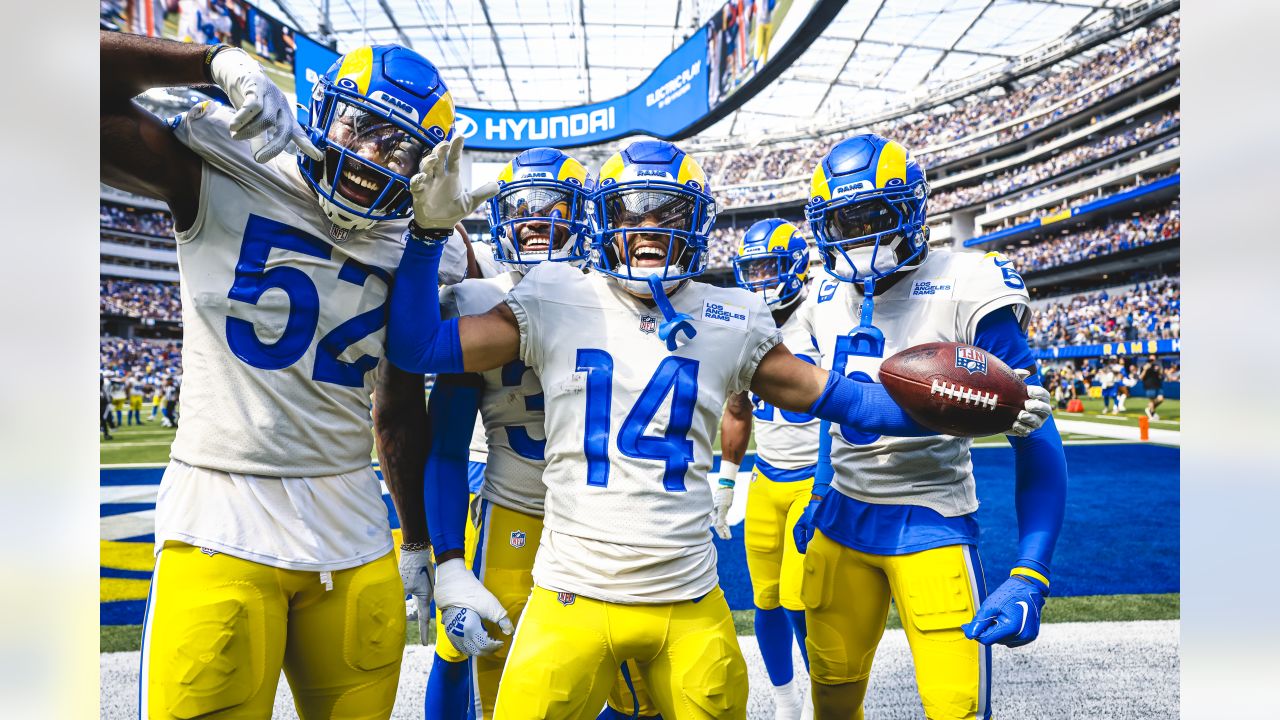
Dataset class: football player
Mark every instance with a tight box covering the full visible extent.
[716,219,817,720]
[101,32,496,718]
[384,139,1052,719]
[420,148,664,720]
[790,134,1068,719]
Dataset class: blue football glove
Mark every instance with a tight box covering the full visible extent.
[792,490,827,554]
[962,571,1049,648]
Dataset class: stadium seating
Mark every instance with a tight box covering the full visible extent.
[1027,275,1179,349]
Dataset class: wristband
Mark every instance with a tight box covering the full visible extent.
[400,541,431,553]
[202,44,233,83]
[716,460,740,488]
[407,222,453,245]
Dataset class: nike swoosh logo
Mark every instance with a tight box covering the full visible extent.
[1015,601,1030,634]
[994,258,1013,268]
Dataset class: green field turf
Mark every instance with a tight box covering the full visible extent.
[1056,397,1180,429]
[100,593,1180,653]
[102,407,1136,466]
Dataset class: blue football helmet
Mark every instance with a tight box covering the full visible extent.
[487,148,593,268]
[732,219,809,308]
[300,45,455,233]
[806,134,929,284]
[590,140,717,291]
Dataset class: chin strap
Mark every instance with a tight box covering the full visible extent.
[646,274,697,351]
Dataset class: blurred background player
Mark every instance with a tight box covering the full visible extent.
[101,32,492,718]
[718,218,817,720]
[101,372,115,440]
[126,374,144,425]
[791,133,1065,719]
[384,138,1050,719]
[1141,354,1166,420]
[110,374,127,427]
[1098,361,1118,415]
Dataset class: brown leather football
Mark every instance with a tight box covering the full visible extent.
[878,342,1028,437]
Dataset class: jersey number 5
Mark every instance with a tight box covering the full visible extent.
[226,215,389,388]
[576,349,699,492]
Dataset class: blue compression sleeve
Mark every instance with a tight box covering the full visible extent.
[808,372,935,437]
[814,421,833,497]
[974,307,1067,579]
[423,376,482,556]
[386,238,465,374]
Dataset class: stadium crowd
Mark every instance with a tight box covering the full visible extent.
[100,337,183,379]
[1003,202,1179,273]
[1027,275,1179,348]
[100,202,176,237]
[100,279,182,321]
[697,14,1179,208]
[929,110,1179,213]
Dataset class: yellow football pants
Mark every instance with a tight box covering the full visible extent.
[493,586,748,720]
[434,499,660,719]
[802,532,991,720]
[744,464,813,611]
[140,542,404,720]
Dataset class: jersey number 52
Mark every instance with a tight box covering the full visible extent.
[225,215,389,388]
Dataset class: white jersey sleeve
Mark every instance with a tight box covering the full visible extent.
[953,250,1032,343]
[505,266,780,602]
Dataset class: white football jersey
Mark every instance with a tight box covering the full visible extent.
[441,272,547,516]
[795,248,1030,517]
[505,264,782,603]
[749,309,821,470]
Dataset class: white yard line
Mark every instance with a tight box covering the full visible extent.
[1054,417,1181,446]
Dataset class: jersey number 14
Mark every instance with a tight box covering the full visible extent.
[576,349,699,492]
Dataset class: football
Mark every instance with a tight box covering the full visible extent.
[879,342,1029,437]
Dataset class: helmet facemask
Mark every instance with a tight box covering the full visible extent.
[595,186,711,296]
[300,80,444,235]
[809,181,928,283]
[489,181,591,269]
[733,251,807,308]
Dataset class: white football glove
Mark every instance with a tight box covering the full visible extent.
[399,545,435,645]
[409,136,500,231]
[209,46,322,163]
[1009,370,1053,437]
[712,485,734,540]
[434,558,514,657]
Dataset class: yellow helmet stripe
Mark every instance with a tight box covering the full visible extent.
[874,141,908,189]
[599,152,626,183]
[810,166,831,201]
[497,162,514,184]
[557,157,588,183]
[676,154,707,187]
[421,90,455,134]
[335,46,374,96]
[767,222,796,251]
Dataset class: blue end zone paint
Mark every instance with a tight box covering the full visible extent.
[102,503,156,518]
[102,600,148,626]
[713,443,1179,609]
[101,567,154,581]
[101,467,165,486]
[100,444,1177,624]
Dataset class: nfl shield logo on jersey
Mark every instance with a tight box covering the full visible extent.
[955,346,988,375]
[509,530,526,549]
[639,315,657,334]
[557,591,576,606]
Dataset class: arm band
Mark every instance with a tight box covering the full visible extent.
[808,372,935,437]
[813,421,833,499]
[974,306,1067,578]
[716,460,740,488]
[386,239,465,374]
[422,377,482,555]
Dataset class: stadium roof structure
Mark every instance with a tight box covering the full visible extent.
[255,0,1167,141]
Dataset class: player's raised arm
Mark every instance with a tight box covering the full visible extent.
[100,31,204,228]
[385,136,514,374]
